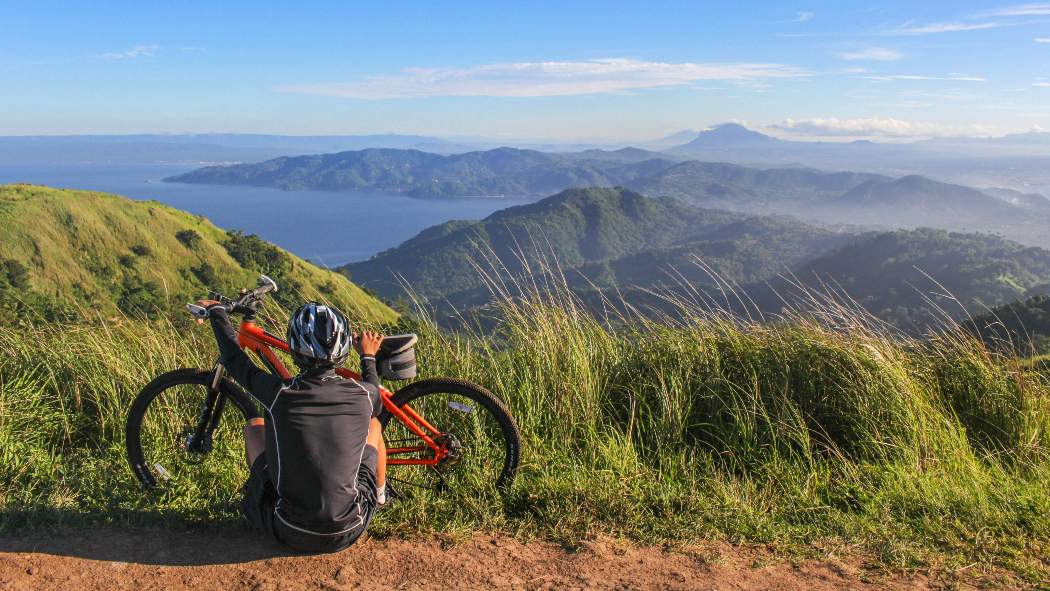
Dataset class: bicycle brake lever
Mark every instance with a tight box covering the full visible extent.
[186,304,210,319]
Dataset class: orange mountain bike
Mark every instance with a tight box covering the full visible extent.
[125,276,520,496]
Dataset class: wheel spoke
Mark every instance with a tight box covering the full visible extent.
[382,384,517,495]
[134,381,246,494]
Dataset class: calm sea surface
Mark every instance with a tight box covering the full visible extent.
[0,164,531,265]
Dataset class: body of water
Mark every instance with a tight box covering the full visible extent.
[0,164,532,265]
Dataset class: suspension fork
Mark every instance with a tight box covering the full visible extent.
[187,363,227,453]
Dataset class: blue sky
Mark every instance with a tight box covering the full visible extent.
[1,1,1049,141]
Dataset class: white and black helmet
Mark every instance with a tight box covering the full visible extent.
[287,302,352,368]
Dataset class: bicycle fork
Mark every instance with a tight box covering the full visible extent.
[186,363,227,455]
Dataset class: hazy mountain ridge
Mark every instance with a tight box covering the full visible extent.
[165,147,679,198]
[168,141,1050,248]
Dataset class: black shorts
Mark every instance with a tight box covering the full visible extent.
[240,446,379,554]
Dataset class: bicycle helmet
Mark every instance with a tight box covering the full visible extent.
[287,302,352,369]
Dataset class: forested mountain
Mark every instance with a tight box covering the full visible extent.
[340,187,850,312]
[968,294,1050,355]
[165,147,675,198]
[0,184,396,324]
[340,186,1050,331]
[759,228,1050,330]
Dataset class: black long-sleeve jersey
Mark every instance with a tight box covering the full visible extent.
[209,308,381,536]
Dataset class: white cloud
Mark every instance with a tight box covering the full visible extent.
[793,11,814,22]
[276,58,809,99]
[976,3,1050,17]
[858,74,985,82]
[883,20,1004,35]
[97,44,158,60]
[1037,37,1050,42]
[768,117,989,138]
[1035,81,1050,87]
[836,47,902,61]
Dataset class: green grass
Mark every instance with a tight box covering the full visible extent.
[0,279,1047,582]
[0,183,396,324]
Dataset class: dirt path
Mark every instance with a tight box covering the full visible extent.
[0,527,1018,590]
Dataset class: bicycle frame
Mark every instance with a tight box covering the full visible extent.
[234,320,447,467]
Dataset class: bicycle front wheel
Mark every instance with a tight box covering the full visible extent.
[125,368,260,493]
[379,378,521,494]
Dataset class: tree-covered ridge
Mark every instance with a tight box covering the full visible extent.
[766,228,1050,330]
[0,184,396,325]
[968,294,1050,355]
[340,187,849,312]
[165,147,675,198]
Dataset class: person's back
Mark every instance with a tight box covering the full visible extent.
[268,369,378,539]
[197,299,388,553]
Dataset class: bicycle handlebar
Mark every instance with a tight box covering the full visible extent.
[186,275,278,320]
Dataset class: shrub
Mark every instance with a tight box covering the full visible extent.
[175,229,202,248]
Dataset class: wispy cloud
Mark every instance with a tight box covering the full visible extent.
[276,58,809,99]
[883,20,1004,35]
[1035,81,1050,87]
[96,44,159,60]
[975,3,1050,17]
[837,47,902,61]
[793,11,814,23]
[769,116,989,138]
[1037,37,1050,42]
[858,74,985,82]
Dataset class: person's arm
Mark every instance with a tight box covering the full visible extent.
[355,330,384,415]
[199,301,283,408]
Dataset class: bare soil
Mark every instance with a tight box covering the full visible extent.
[0,527,1025,590]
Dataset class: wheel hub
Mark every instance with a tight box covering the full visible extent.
[437,433,463,467]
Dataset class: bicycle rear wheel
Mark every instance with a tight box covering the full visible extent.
[379,378,521,494]
[126,368,260,493]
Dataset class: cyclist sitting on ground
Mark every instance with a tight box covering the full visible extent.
[196,298,388,553]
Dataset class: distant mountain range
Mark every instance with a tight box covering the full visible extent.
[665,123,1050,195]
[0,134,474,165]
[167,144,1050,248]
[340,187,1050,330]
[165,147,673,198]
[5,124,1050,191]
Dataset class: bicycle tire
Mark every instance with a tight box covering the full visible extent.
[379,377,521,492]
[126,368,261,489]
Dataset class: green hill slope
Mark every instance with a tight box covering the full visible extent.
[968,294,1050,355]
[760,228,1050,329]
[340,187,848,310]
[0,183,396,324]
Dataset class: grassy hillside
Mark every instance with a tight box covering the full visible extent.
[0,280,1046,582]
[340,187,848,311]
[0,183,396,324]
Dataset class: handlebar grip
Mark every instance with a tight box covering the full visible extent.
[186,304,211,319]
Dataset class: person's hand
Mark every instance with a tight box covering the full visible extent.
[194,299,222,324]
[354,330,384,357]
